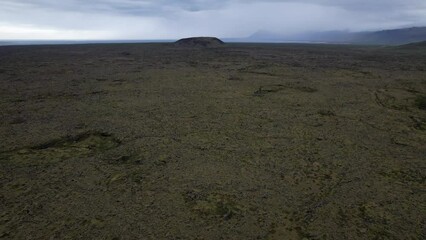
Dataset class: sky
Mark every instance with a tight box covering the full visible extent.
[0,0,426,40]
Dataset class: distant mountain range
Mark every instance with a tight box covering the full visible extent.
[1,27,425,46]
[247,27,426,45]
[396,40,426,49]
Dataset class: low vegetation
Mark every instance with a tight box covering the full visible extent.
[0,42,425,239]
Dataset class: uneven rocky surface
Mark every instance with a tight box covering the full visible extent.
[0,43,425,239]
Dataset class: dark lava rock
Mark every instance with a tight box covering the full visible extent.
[175,37,225,47]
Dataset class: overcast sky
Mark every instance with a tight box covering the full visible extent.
[1,0,425,40]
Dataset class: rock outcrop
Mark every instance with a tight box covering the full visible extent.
[175,37,224,47]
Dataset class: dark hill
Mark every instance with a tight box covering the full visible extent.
[351,27,426,45]
[175,37,224,47]
[398,40,426,48]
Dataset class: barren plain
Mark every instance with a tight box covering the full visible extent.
[0,43,425,239]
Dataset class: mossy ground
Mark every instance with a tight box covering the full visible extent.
[0,132,119,166]
[0,43,425,239]
[415,95,426,110]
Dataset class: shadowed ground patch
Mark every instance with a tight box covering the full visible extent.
[0,131,120,166]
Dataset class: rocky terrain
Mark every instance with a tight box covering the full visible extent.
[0,42,425,239]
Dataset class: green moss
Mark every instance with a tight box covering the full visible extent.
[191,193,243,219]
[128,171,144,183]
[1,132,120,166]
[381,169,425,184]
[295,86,318,93]
[90,218,105,228]
[318,110,336,116]
[109,173,126,184]
[415,95,426,110]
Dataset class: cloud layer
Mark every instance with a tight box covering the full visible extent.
[1,0,425,39]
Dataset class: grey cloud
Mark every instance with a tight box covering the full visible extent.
[3,0,426,15]
[0,0,425,39]
[1,0,226,15]
[244,0,426,11]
